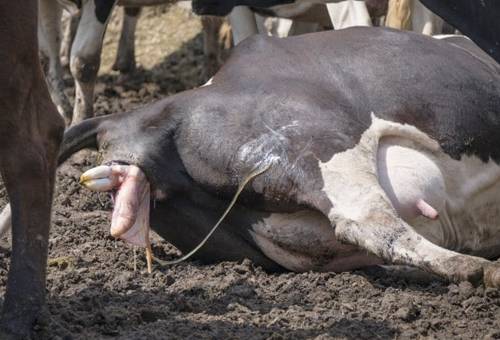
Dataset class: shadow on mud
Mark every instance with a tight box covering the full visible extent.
[37,278,398,339]
[356,266,448,294]
[97,32,220,98]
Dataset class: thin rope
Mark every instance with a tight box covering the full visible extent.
[153,163,272,266]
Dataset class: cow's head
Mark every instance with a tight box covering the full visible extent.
[59,97,192,247]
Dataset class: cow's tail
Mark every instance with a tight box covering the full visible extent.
[386,0,412,30]
[0,115,112,239]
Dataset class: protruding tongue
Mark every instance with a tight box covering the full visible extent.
[109,166,150,247]
[80,164,153,272]
[80,164,151,246]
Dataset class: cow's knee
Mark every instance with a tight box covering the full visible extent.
[70,55,99,84]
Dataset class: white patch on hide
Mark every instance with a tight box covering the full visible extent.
[319,114,500,257]
[433,34,471,41]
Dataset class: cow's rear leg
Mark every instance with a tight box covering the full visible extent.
[228,6,258,45]
[38,0,73,125]
[385,0,412,30]
[410,0,443,35]
[0,130,62,336]
[327,0,372,30]
[60,11,79,70]
[70,0,114,124]
[112,7,140,75]
[331,208,495,284]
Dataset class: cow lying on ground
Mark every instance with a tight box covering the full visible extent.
[50,28,500,285]
[0,0,65,337]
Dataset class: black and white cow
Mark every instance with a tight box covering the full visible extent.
[52,28,500,285]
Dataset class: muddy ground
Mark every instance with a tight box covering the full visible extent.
[1,5,500,340]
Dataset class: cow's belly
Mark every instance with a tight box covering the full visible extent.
[249,209,382,272]
[378,136,500,258]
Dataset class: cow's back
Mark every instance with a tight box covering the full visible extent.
[211,27,500,164]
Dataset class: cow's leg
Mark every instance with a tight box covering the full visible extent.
[411,0,443,35]
[60,11,80,69]
[38,0,73,125]
[327,0,372,29]
[0,139,59,336]
[310,118,500,286]
[228,6,258,45]
[254,13,269,35]
[70,0,115,124]
[201,16,223,80]
[0,85,64,339]
[385,0,412,30]
[0,0,64,331]
[112,6,141,74]
[267,18,294,38]
[288,21,319,36]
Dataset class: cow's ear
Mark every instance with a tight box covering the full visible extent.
[57,0,81,16]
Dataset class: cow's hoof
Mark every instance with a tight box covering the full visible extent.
[445,256,486,285]
[0,306,49,340]
[484,263,500,288]
[0,319,32,340]
[112,59,136,75]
